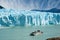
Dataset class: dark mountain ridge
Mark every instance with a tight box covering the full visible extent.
[0,6,5,9]
[31,8,60,13]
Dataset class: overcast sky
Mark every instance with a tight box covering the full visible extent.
[0,0,60,10]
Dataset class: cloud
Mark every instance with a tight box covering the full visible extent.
[0,0,60,10]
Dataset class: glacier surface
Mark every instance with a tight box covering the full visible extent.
[0,9,60,27]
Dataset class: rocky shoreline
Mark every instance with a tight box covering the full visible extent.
[47,37,60,40]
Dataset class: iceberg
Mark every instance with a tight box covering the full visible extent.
[0,9,60,27]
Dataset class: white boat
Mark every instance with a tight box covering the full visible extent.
[30,30,43,36]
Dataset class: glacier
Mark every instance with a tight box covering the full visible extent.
[0,9,60,27]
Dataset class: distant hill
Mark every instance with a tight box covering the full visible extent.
[0,6,5,9]
[31,8,60,13]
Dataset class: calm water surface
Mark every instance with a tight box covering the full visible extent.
[0,25,60,40]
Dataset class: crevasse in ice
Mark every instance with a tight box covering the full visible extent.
[0,9,60,27]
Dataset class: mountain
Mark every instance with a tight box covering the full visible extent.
[31,8,60,13]
[0,6,5,9]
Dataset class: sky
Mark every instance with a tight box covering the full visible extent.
[0,0,60,10]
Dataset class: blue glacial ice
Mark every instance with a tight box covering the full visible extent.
[0,9,60,27]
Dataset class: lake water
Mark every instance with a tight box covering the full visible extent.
[0,25,60,40]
